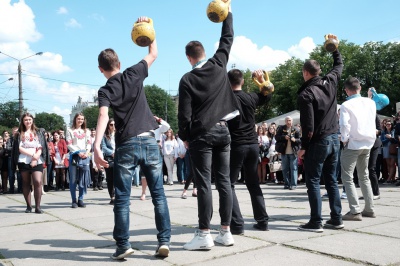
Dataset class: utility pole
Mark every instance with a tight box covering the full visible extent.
[0,51,43,117]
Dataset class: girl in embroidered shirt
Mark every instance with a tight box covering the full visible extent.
[17,113,46,214]
[66,113,91,208]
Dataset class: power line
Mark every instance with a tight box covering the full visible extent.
[22,72,102,87]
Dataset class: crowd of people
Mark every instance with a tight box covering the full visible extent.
[1,1,400,261]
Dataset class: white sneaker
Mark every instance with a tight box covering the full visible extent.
[183,230,214,250]
[214,230,234,246]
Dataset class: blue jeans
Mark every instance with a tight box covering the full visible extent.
[113,136,170,250]
[69,164,85,202]
[281,153,298,188]
[190,123,232,229]
[304,133,342,225]
[132,165,140,186]
[176,157,185,182]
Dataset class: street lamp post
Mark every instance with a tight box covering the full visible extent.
[0,51,43,116]
[0,77,14,85]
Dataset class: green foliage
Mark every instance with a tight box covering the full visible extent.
[269,57,305,116]
[145,84,177,132]
[34,112,65,132]
[0,101,24,128]
[82,106,113,129]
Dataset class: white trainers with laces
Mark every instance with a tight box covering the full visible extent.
[183,230,214,250]
[214,229,234,246]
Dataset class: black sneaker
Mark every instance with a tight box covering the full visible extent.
[71,201,78,208]
[230,227,244,235]
[324,219,344,229]
[298,222,323,233]
[78,200,86,208]
[154,244,169,257]
[253,222,268,231]
[111,247,134,260]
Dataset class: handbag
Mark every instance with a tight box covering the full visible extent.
[268,155,282,173]
[389,143,398,156]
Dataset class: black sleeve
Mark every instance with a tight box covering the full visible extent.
[212,12,233,67]
[178,79,192,142]
[325,50,343,89]
[298,90,315,150]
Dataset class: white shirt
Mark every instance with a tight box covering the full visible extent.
[176,137,187,157]
[339,95,376,150]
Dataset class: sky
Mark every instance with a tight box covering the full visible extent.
[0,0,399,125]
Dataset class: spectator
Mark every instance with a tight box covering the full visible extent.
[176,134,187,184]
[101,119,116,204]
[257,126,269,183]
[12,113,50,213]
[66,113,91,208]
[161,129,178,185]
[275,116,301,190]
[394,112,400,186]
[1,131,10,193]
[380,120,396,183]
[51,130,68,191]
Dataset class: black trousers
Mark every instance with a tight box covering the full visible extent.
[230,143,269,231]
[368,145,380,196]
[190,124,232,229]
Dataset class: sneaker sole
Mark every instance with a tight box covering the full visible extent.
[214,240,234,246]
[323,224,344,229]
[111,248,134,260]
[155,247,169,257]
[183,243,214,250]
[298,227,324,233]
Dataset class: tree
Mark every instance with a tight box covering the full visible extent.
[34,112,65,132]
[0,101,24,128]
[145,84,178,131]
[269,58,305,116]
[82,106,113,129]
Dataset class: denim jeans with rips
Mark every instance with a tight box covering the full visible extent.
[304,133,342,225]
[113,136,171,250]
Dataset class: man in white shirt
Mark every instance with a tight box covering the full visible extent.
[339,77,377,221]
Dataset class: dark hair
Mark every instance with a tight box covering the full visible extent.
[52,130,61,143]
[98,48,120,71]
[19,112,38,135]
[303,59,321,76]
[344,77,361,92]
[90,128,96,131]
[228,69,243,87]
[105,118,115,140]
[185,41,205,60]
[72,113,87,130]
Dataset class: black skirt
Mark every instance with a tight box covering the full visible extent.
[18,162,44,173]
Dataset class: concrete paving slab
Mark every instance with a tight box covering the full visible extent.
[287,231,400,265]
[355,219,400,238]
[190,244,359,266]
[5,246,171,266]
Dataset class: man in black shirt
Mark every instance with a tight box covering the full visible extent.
[178,3,239,250]
[94,17,171,260]
[227,69,272,234]
[297,34,343,233]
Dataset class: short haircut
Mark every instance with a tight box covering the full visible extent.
[303,59,321,76]
[98,48,120,71]
[185,41,205,60]
[227,69,243,87]
[344,77,361,92]
[285,116,292,122]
